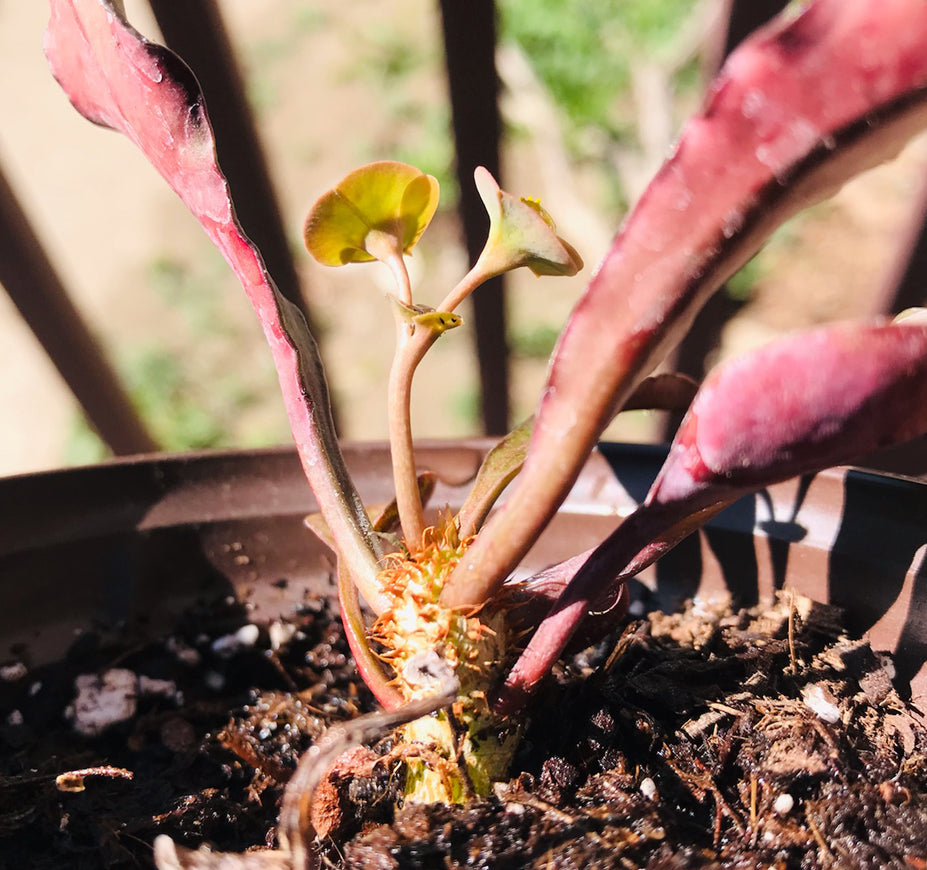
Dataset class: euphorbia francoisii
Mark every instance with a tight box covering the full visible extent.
[44,0,927,863]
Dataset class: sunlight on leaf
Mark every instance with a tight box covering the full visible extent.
[304,161,439,266]
[45,0,387,614]
[473,166,583,278]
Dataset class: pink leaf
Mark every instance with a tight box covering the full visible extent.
[338,568,404,711]
[45,0,387,611]
[651,321,927,501]
[496,318,927,714]
[442,0,927,611]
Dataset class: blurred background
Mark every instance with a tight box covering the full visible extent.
[2,0,926,477]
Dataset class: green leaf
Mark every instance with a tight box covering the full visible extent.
[456,417,533,538]
[473,167,583,278]
[304,161,439,266]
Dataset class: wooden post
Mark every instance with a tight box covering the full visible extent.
[0,165,158,456]
[438,0,509,435]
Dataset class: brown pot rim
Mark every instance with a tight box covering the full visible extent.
[1,440,924,708]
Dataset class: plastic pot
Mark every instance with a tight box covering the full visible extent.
[1,440,925,708]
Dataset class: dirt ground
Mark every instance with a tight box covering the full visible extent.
[1,1,926,477]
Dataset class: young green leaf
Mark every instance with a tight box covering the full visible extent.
[304,162,440,267]
[388,294,463,335]
[471,167,583,280]
[305,161,439,307]
[456,417,533,539]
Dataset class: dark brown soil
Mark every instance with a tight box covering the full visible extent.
[337,596,927,869]
[2,592,926,870]
[0,594,375,869]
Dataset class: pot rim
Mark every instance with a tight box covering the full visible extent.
[1,440,924,708]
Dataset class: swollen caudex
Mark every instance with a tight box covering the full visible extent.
[370,522,517,801]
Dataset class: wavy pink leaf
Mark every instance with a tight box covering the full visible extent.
[442,0,927,611]
[45,0,387,612]
[495,318,927,714]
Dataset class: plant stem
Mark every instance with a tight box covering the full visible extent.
[386,253,413,307]
[366,230,413,306]
[388,322,432,547]
[388,263,493,547]
[278,657,459,861]
[438,261,495,314]
[338,565,404,710]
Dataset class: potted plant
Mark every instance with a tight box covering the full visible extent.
[5,442,927,868]
[8,0,927,866]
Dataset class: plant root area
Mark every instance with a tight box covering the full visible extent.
[2,593,927,869]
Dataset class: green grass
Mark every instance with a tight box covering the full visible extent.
[510,323,561,360]
[499,0,699,138]
[64,346,229,465]
[342,22,457,200]
[243,5,331,113]
[726,257,762,303]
